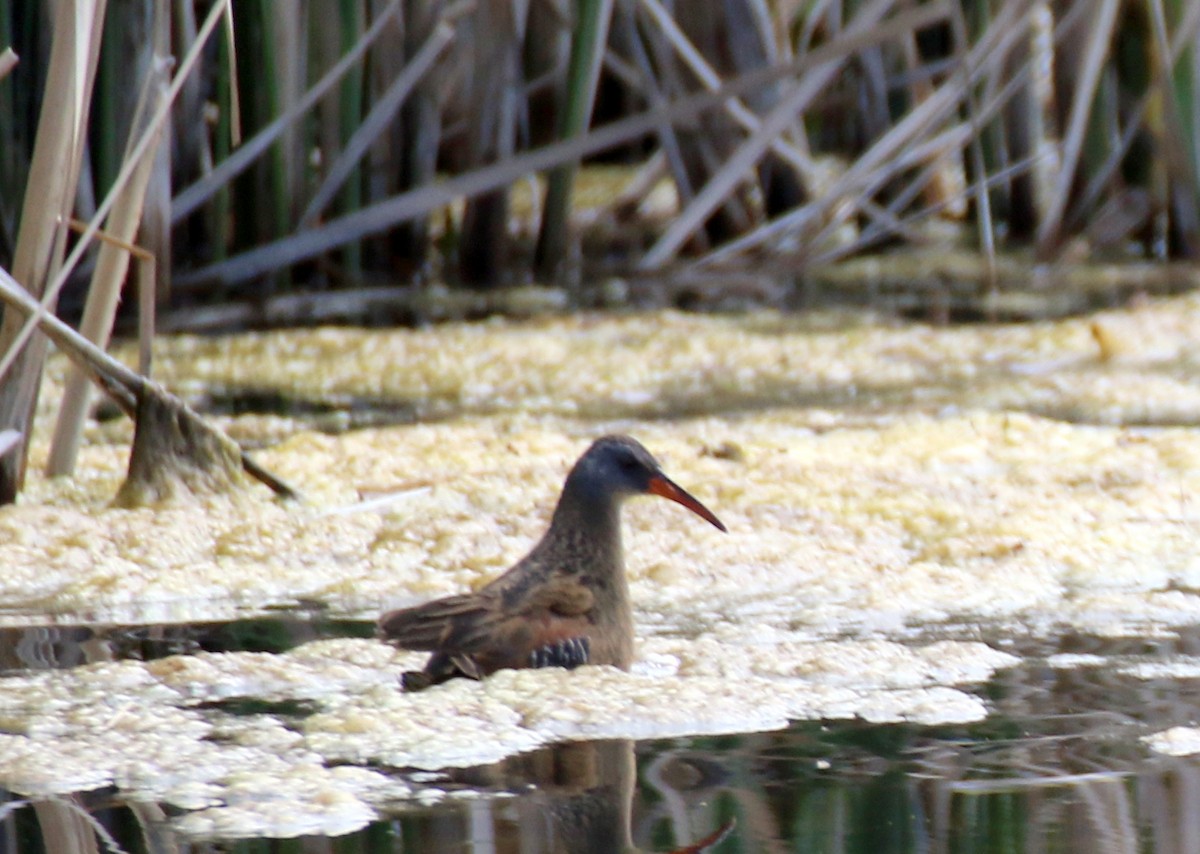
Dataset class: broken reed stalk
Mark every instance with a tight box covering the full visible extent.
[812,153,1048,268]
[808,5,1043,269]
[0,265,298,504]
[0,0,233,389]
[616,2,699,224]
[692,0,1025,270]
[0,0,234,504]
[636,0,817,181]
[49,217,160,477]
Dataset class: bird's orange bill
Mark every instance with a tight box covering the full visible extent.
[648,475,727,532]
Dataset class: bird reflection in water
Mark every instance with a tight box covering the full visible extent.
[442,738,734,853]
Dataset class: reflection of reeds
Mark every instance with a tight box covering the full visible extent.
[3,1,1200,499]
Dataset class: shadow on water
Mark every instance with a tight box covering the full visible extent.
[0,614,376,673]
[4,619,1200,851]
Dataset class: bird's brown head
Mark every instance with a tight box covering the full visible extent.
[569,435,727,532]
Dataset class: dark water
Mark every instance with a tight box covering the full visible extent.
[2,618,1200,852]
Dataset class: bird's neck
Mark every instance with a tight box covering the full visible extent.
[540,472,634,665]
[549,477,624,544]
[542,475,625,573]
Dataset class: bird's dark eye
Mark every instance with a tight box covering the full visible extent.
[618,453,639,471]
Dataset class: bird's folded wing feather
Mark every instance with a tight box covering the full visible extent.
[378,593,489,651]
[448,574,595,652]
[380,574,596,656]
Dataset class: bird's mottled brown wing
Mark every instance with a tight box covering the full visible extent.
[377,592,491,651]
[444,574,595,654]
[381,574,597,682]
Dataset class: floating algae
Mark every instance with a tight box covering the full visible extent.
[0,634,1012,838]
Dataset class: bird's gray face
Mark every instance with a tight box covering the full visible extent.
[586,437,663,497]
[581,436,727,532]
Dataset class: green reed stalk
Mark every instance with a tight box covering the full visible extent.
[534,0,613,283]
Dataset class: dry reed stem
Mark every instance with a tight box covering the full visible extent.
[812,153,1048,267]
[0,0,231,391]
[0,269,148,416]
[636,0,817,179]
[171,0,403,224]
[0,0,108,500]
[619,3,698,219]
[899,8,958,218]
[299,12,459,229]
[693,0,1024,269]
[137,248,156,377]
[63,221,161,376]
[222,4,242,145]
[608,150,666,215]
[175,18,952,290]
[809,3,1032,268]
[47,47,169,479]
[0,47,16,81]
[795,0,840,56]
[1034,0,1121,254]
[641,0,951,269]
[0,430,19,460]
[1066,0,1200,235]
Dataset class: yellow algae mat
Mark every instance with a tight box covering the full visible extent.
[3,294,1200,836]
